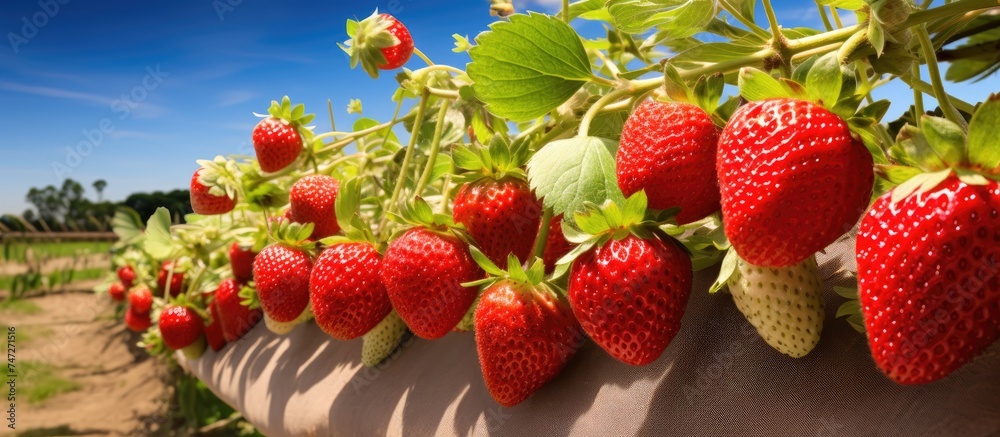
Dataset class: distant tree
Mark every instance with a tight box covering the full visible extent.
[122,189,192,224]
[92,179,107,202]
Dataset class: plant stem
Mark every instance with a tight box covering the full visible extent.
[761,0,784,42]
[532,207,554,259]
[562,0,570,23]
[427,87,460,100]
[438,174,454,214]
[828,5,844,29]
[413,48,434,66]
[817,3,834,31]
[315,112,415,154]
[914,24,968,131]
[578,88,631,137]
[911,64,925,128]
[414,101,451,196]
[381,90,431,231]
[898,74,976,115]
[718,0,769,38]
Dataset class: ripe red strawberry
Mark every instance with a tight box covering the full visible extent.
[375,14,413,70]
[160,305,206,358]
[117,266,136,288]
[289,175,341,240]
[475,280,583,406]
[617,100,721,224]
[129,286,153,314]
[253,244,313,326]
[310,242,392,340]
[229,242,257,283]
[381,227,484,339]
[540,214,573,272]
[109,282,127,302]
[252,117,303,172]
[157,262,185,297]
[189,168,235,215]
[569,234,692,365]
[342,12,414,77]
[453,178,542,267]
[214,278,262,342]
[717,98,873,267]
[857,175,1000,384]
[125,307,151,332]
[205,300,227,352]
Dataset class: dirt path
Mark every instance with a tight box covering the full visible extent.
[0,292,169,436]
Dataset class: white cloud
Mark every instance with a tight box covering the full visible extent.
[217,90,257,107]
[0,81,109,106]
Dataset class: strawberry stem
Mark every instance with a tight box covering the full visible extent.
[413,48,434,67]
[914,24,968,132]
[532,207,554,260]
[816,4,833,31]
[414,101,452,196]
[561,0,569,23]
[380,89,431,233]
[717,0,769,38]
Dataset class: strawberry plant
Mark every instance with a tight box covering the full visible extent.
[99,0,1000,412]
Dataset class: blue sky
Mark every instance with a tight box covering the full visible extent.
[0,0,989,215]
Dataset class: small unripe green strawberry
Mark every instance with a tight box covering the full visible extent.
[727,255,824,358]
[361,311,411,367]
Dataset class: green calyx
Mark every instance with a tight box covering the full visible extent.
[238,282,261,310]
[452,135,528,184]
[663,65,725,122]
[269,219,316,252]
[549,191,678,279]
[264,96,316,131]
[340,10,399,79]
[195,155,241,200]
[881,94,1000,202]
[463,249,559,299]
[834,284,865,334]
[386,197,469,244]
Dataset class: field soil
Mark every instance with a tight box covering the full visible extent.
[0,291,170,436]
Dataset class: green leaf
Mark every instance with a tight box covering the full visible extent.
[857,99,891,122]
[468,13,591,121]
[575,204,612,236]
[833,285,858,299]
[453,146,484,171]
[967,94,1000,172]
[920,116,966,166]
[527,136,625,221]
[868,19,886,57]
[836,299,861,318]
[621,191,648,226]
[143,207,173,260]
[738,67,796,101]
[806,52,844,107]
[708,248,739,294]
[589,110,630,142]
[693,73,724,115]
[111,207,144,244]
[607,0,715,40]
[335,178,362,233]
[663,64,692,103]
[877,165,922,185]
[569,0,610,20]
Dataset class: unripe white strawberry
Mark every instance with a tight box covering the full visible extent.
[361,311,410,367]
[725,254,825,358]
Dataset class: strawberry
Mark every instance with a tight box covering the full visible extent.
[717,98,874,267]
[229,242,257,283]
[252,117,303,173]
[205,300,228,352]
[722,253,824,358]
[157,262,185,297]
[617,100,721,224]
[570,234,692,365]
[125,307,151,332]
[475,278,582,406]
[540,214,573,272]
[159,305,207,359]
[310,242,392,340]
[362,311,411,367]
[453,177,542,267]
[289,175,341,240]
[857,175,1000,384]
[129,286,153,314]
[380,227,483,339]
[341,12,414,78]
[253,243,313,331]
[189,168,235,215]
[214,278,262,342]
[109,282,127,302]
[117,266,136,288]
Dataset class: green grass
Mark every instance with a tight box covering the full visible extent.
[0,267,108,292]
[15,360,82,404]
[1,241,112,263]
[0,298,40,314]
